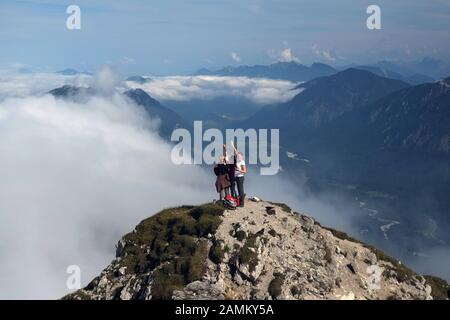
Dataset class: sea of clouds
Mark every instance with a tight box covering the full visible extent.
[125,75,301,104]
[0,71,300,105]
[0,92,215,299]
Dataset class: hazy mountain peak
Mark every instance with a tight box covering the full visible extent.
[126,75,149,84]
[56,68,92,76]
[124,88,161,107]
[339,67,381,77]
[56,68,78,75]
[48,85,95,101]
[124,88,185,138]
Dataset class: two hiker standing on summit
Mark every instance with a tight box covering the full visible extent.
[214,141,246,208]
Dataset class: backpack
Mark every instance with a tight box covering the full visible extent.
[224,195,239,210]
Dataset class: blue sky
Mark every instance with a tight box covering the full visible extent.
[1,0,450,75]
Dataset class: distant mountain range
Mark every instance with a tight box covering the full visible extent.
[194,59,444,85]
[240,68,450,232]
[297,75,450,185]
[278,72,450,161]
[245,68,410,131]
[51,57,450,86]
[195,61,337,82]
[125,75,150,84]
[242,68,450,155]
[406,57,450,79]
[368,58,450,82]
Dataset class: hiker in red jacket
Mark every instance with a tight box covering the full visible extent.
[213,154,231,201]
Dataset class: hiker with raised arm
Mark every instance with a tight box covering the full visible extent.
[231,141,246,207]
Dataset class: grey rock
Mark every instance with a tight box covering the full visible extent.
[172,281,225,300]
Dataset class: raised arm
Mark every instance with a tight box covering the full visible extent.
[230,140,238,155]
[223,144,230,163]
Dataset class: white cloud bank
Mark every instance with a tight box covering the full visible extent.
[0,71,299,106]
[0,72,93,100]
[126,75,300,105]
[0,93,214,299]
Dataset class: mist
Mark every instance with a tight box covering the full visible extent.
[0,72,93,101]
[0,93,214,299]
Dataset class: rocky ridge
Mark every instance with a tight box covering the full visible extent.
[64,199,449,300]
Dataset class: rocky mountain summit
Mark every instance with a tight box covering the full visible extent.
[64,199,449,300]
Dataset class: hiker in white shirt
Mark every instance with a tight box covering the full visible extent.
[231,142,246,207]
